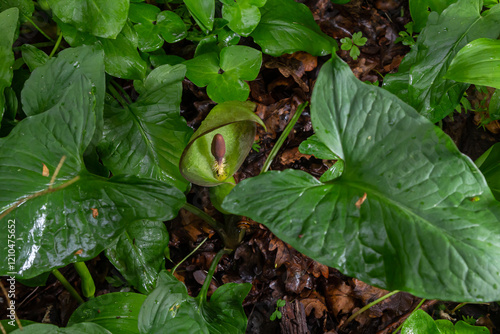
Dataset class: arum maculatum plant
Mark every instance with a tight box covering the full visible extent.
[179,100,265,248]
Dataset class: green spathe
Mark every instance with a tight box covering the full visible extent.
[223,54,500,302]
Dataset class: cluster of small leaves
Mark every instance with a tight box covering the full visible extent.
[270,299,286,321]
[395,22,417,46]
[340,31,367,60]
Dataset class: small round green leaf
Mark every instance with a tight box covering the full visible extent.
[220,45,262,80]
[157,11,187,44]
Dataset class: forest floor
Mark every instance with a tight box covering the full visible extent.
[3,0,500,333]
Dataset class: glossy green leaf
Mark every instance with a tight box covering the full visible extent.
[0,8,18,126]
[180,101,265,187]
[58,21,147,80]
[106,220,169,294]
[97,64,192,193]
[21,45,48,71]
[184,0,214,33]
[138,269,251,333]
[68,292,147,333]
[383,0,500,122]
[11,322,112,334]
[47,0,129,39]
[409,0,457,32]
[250,0,336,56]
[402,310,440,334]
[0,320,36,333]
[298,134,338,160]
[401,310,489,333]
[0,71,185,278]
[222,0,266,37]
[132,9,187,52]
[475,142,500,200]
[21,45,105,150]
[223,54,500,301]
[184,46,262,103]
[446,38,500,89]
[0,0,33,22]
[128,2,160,24]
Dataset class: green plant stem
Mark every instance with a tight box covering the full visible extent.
[346,290,400,325]
[74,262,95,298]
[393,298,426,334]
[450,302,467,314]
[182,203,229,243]
[48,30,63,58]
[261,102,308,174]
[52,269,85,304]
[110,79,132,104]
[108,83,130,108]
[23,15,55,43]
[172,237,208,274]
[196,248,232,307]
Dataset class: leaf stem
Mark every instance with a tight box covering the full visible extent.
[74,262,95,298]
[51,269,84,304]
[23,15,55,43]
[110,79,132,105]
[261,102,308,174]
[346,290,400,325]
[49,155,66,188]
[182,203,228,241]
[108,83,130,108]
[392,298,426,334]
[48,29,63,58]
[172,237,208,274]
[196,248,232,306]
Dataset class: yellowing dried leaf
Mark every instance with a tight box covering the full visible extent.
[91,208,98,218]
[355,193,367,209]
[42,164,50,177]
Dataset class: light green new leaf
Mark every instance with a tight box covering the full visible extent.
[384,0,500,122]
[58,20,146,80]
[11,322,112,334]
[106,221,169,294]
[223,54,500,301]
[250,0,336,56]
[0,75,185,279]
[0,8,18,126]
[409,0,457,32]
[47,0,129,39]
[97,64,192,192]
[184,0,214,33]
[68,292,147,333]
[401,309,489,333]
[446,38,500,89]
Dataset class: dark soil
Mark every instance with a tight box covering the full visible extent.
[2,0,500,333]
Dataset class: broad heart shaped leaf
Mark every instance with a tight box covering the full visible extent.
[97,64,192,193]
[68,292,147,333]
[409,0,457,32]
[138,270,251,334]
[446,38,500,89]
[106,220,169,294]
[184,0,215,33]
[180,101,265,187]
[11,322,112,334]
[21,45,105,149]
[221,0,266,37]
[223,54,500,302]
[250,0,336,56]
[383,0,500,123]
[0,8,18,126]
[47,0,129,39]
[58,20,146,80]
[0,75,185,279]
